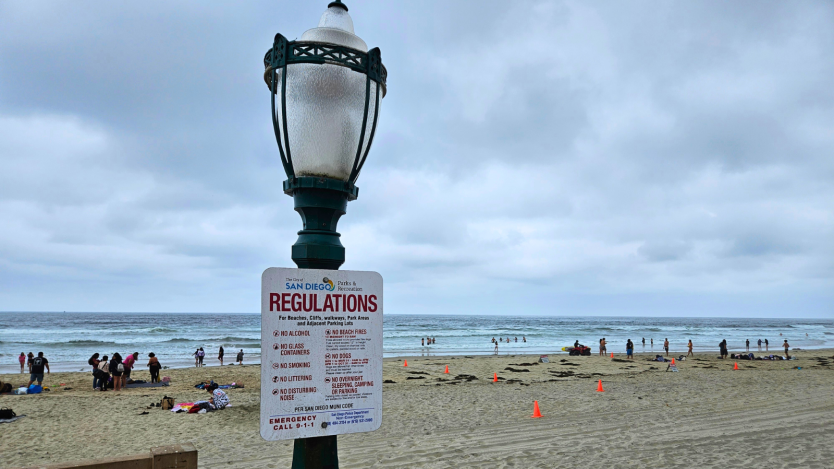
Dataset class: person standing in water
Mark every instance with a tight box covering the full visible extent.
[765,338,769,351]
[236,349,244,365]
[218,346,224,366]
[599,338,607,356]
[18,352,25,373]
[745,339,750,352]
[758,339,762,351]
[642,338,645,347]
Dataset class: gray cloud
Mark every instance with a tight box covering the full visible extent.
[0,1,832,317]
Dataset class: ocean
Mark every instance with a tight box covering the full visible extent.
[1,313,832,372]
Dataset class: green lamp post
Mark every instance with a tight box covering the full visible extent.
[263,0,386,466]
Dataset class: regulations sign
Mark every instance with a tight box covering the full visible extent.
[260,267,383,441]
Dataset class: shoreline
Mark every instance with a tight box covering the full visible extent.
[1,345,824,374]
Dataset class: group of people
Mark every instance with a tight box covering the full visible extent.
[86,352,163,391]
[490,336,527,352]
[18,352,50,387]
[421,337,436,347]
[194,347,245,367]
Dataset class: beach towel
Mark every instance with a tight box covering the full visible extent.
[0,415,26,424]
[125,382,169,388]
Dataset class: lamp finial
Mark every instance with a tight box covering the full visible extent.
[328,0,348,12]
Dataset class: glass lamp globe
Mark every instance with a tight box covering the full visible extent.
[266,0,386,185]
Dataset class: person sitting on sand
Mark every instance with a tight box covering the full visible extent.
[148,353,161,383]
[209,382,229,409]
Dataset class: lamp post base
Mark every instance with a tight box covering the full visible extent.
[292,436,339,469]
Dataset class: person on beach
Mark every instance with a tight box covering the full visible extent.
[599,338,607,356]
[687,340,694,357]
[98,355,110,391]
[765,339,769,351]
[494,340,498,354]
[758,339,762,351]
[27,352,34,373]
[218,346,224,366]
[664,338,670,357]
[28,352,49,387]
[650,338,653,347]
[110,353,123,391]
[642,338,645,346]
[719,340,728,359]
[523,337,526,342]
[433,338,436,344]
[783,340,790,358]
[194,348,200,367]
[89,353,102,390]
[19,352,25,373]
[122,352,138,386]
[746,339,750,352]
[236,349,244,365]
[148,353,161,383]
[626,339,634,359]
[421,338,425,347]
[197,348,205,367]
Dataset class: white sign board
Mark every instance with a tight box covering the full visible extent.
[260,267,383,441]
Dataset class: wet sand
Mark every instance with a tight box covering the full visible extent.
[2,350,833,468]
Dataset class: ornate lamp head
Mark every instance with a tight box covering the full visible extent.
[264,0,387,194]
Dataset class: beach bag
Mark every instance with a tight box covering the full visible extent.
[28,385,43,394]
[161,396,175,410]
[0,408,15,419]
[117,363,125,373]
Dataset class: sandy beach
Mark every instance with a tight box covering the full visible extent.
[2,350,833,468]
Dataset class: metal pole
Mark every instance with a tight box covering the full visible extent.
[287,181,352,468]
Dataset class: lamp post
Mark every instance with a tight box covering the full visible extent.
[263,1,386,466]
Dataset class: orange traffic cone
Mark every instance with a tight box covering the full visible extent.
[671,358,675,365]
[444,365,449,374]
[610,352,614,358]
[597,379,604,392]
[531,400,543,418]
[493,373,498,383]
[403,360,408,367]
[733,362,738,370]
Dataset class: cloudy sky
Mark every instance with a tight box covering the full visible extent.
[0,1,832,317]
